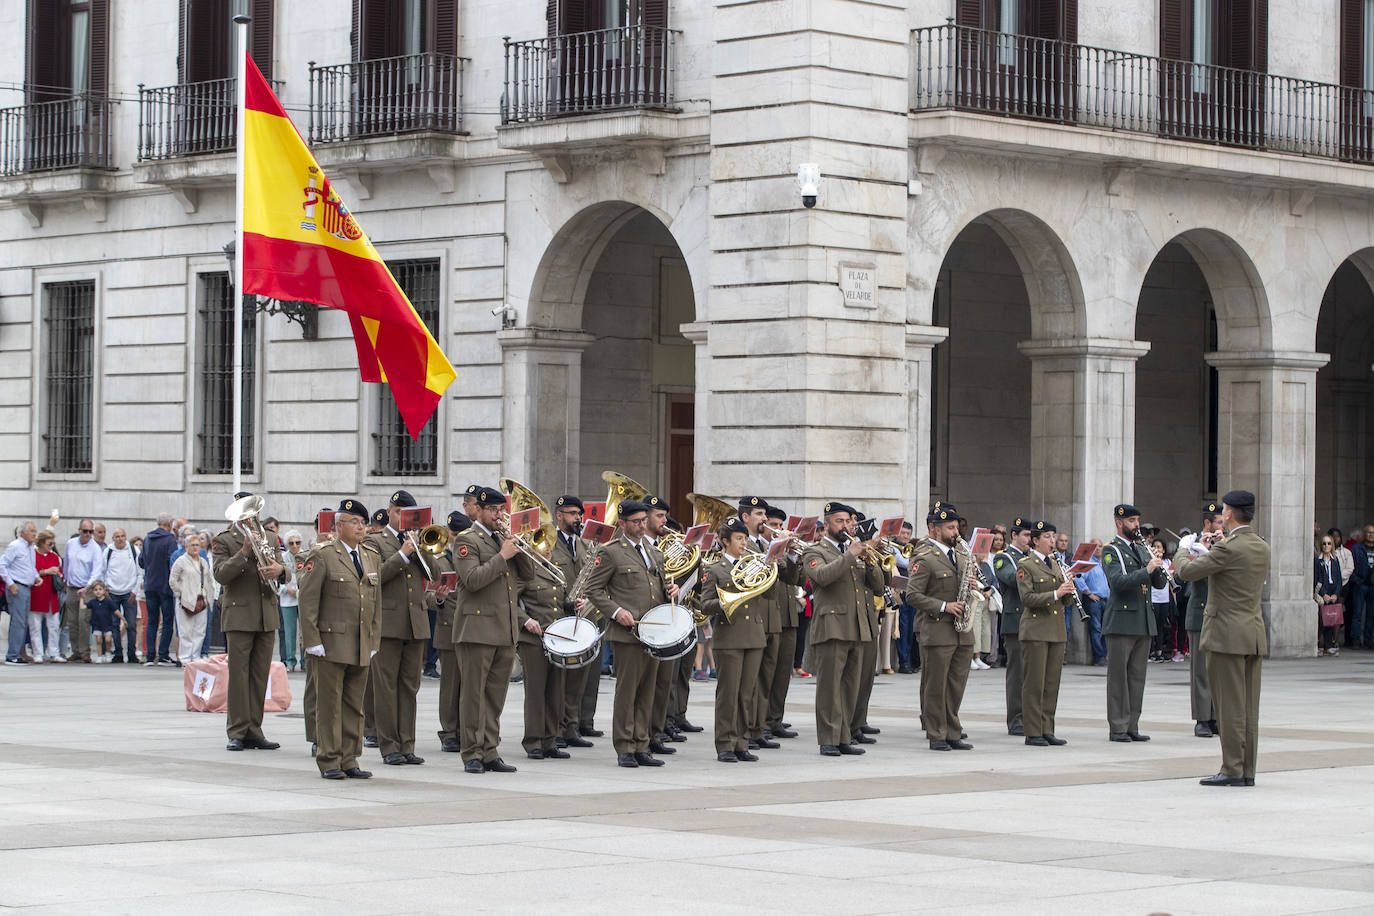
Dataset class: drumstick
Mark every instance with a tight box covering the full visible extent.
[543,631,576,641]
[629,620,669,626]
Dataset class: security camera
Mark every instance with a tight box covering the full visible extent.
[489,306,504,317]
[798,163,820,208]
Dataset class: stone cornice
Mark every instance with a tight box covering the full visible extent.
[1017,338,1151,361]
[1204,350,1331,371]
[497,327,596,352]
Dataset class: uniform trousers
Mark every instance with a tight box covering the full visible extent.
[851,634,878,735]
[225,629,276,740]
[363,669,376,740]
[649,648,675,735]
[1003,632,1024,732]
[436,646,461,743]
[811,639,862,746]
[303,654,318,743]
[1106,633,1150,734]
[65,589,91,660]
[456,643,515,763]
[611,644,658,754]
[766,627,797,732]
[667,652,693,728]
[1020,639,1064,737]
[517,642,564,753]
[313,658,367,774]
[1207,650,1262,778]
[714,646,763,753]
[1188,629,1213,722]
[919,642,974,741]
[373,637,425,756]
[562,663,590,737]
[749,633,779,739]
[577,662,601,732]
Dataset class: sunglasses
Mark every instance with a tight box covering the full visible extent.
[79,528,93,534]
[288,539,301,545]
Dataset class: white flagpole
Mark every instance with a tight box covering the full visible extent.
[232,13,250,494]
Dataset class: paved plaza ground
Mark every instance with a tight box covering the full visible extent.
[1,652,1372,915]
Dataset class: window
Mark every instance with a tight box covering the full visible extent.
[195,273,256,476]
[372,259,440,477]
[996,0,1019,65]
[27,0,107,102]
[179,0,274,82]
[1365,0,1374,90]
[547,0,668,35]
[354,0,458,59]
[41,280,95,474]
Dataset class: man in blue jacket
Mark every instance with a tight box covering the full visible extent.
[1352,525,1374,649]
[140,514,179,666]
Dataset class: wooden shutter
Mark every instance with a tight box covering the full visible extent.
[1222,0,1265,71]
[1160,0,1188,59]
[642,0,668,28]
[955,0,990,28]
[27,0,65,100]
[88,0,109,97]
[251,0,274,79]
[1342,0,1363,87]
[434,0,458,55]
[185,0,231,82]
[1251,0,1267,72]
[359,0,394,59]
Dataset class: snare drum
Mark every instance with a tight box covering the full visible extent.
[634,603,698,661]
[542,616,605,669]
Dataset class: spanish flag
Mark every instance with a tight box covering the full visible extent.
[239,53,455,438]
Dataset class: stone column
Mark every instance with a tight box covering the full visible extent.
[497,328,595,498]
[904,324,949,519]
[1206,350,1329,659]
[680,321,713,494]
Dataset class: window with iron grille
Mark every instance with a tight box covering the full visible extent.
[372,258,440,476]
[195,272,256,475]
[41,280,95,473]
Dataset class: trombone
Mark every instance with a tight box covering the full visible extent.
[497,477,568,585]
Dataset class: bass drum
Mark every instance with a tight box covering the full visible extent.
[634,603,698,661]
[541,616,604,669]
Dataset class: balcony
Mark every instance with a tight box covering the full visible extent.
[910,24,1374,185]
[0,95,116,226]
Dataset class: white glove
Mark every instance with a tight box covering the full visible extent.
[370,649,377,658]
[306,645,325,657]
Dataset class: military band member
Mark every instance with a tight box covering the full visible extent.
[298,499,382,779]
[701,519,768,762]
[452,487,530,774]
[1015,521,1072,746]
[1186,502,1223,738]
[212,490,285,752]
[433,511,470,753]
[801,502,884,757]
[1103,503,1167,742]
[1174,489,1269,787]
[517,533,571,760]
[581,499,680,768]
[738,497,782,750]
[763,504,801,739]
[906,504,975,751]
[302,507,334,756]
[367,508,388,535]
[361,505,389,749]
[551,496,597,747]
[993,518,1031,735]
[657,512,695,744]
[462,484,481,521]
[643,495,680,756]
[849,510,889,745]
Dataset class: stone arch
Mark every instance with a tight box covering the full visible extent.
[1315,250,1374,535]
[1146,228,1271,352]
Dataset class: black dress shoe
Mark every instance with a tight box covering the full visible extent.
[344,767,372,779]
[321,769,346,779]
[1209,719,1219,734]
[484,758,517,773]
[852,734,876,745]
[527,748,545,760]
[226,738,245,751]
[617,753,639,768]
[948,739,974,750]
[1199,772,1246,786]
[1008,726,1024,736]
[648,740,676,755]
[772,727,798,739]
[736,750,759,762]
[666,726,687,742]
[565,735,593,748]
[382,753,408,765]
[1243,777,1255,786]
[1128,732,1150,742]
[404,753,425,764]
[441,738,462,752]
[819,745,842,757]
[780,721,792,729]
[717,751,739,762]
[1044,735,1067,746]
[1025,736,1050,746]
[929,740,951,751]
[422,668,439,679]
[363,736,379,748]
[755,737,780,749]
[580,726,604,738]
[859,724,880,735]
[677,720,704,733]
[544,748,570,759]
[897,665,913,674]
[1194,721,1214,738]
[747,740,760,750]
[243,737,281,750]
[633,752,664,767]
[555,737,568,748]
[1109,732,1132,742]
[837,743,865,755]
[464,759,485,773]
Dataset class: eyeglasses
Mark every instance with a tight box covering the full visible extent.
[288,540,301,545]
[79,528,93,534]
[1322,541,1333,547]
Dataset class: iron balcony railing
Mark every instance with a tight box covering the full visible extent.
[0,94,114,176]
[911,24,1374,164]
[137,77,280,161]
[502,25,680,124]
[308,52,467,143]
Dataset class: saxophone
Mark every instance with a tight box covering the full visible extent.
[562,542,606,624]
[952,536,991,632]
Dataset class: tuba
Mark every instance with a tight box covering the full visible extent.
[686,492,735,561]
[225,494,281,583]
[497,477,566,584]
[602,471,651,527]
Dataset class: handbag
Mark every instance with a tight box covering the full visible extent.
[185,561,207,615]
[1319,602,1344,628]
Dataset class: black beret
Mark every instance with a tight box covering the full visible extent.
[370,508,388,526]
[475,487,505,508]
[447,511,472,532]
[930,504,963,523]
[337,499,368,520]
[1222,489,1255,512]
[463,485,480,498]
[1204,501,1221,515]
[232,490,253,500]
[390,489,417,508]
[721,518,749,537]
[1010,517,1029,532]
[555,495,583,510]
[764,505,787,521]
[823,501,851,517]
[617,499,647,518]
[1114,504,1141,519]
[644,495,670,514]
[1031,519,1057,535]
[737,496,768,510]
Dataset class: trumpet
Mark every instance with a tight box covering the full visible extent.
[494,511,567,585]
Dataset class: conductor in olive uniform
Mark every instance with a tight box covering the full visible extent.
[212,491,285,752]
[581,500,680,767]
[1102,503,1168,742]
[452,487,531,774]
[1186,502,1224,738]
[801,502,884,757]
[993,518,1031,735]
[702,519,767,762]
[1015,521,1072,746]
[907,504,977,751]
[1174,489,1270,787]
[432,511,470,752]
[551,496,596,748]
[517,536,571,760]
[298,499,382,779]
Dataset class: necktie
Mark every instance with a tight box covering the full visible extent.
[637,545,651,569]
[565,534,576,563]
[350,549,364,579]
[947,548,956,567]
[396,531,405,546]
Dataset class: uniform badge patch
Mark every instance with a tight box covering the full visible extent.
[594,556,602,567]
[305,561,314,573]
[296,560,305,571]
[994,558,1003,570]
[911,563,919,574]
[1103,553,1113,564]
[810,558,819,568]
[1017,568,1026,581]
[457,545,469,558]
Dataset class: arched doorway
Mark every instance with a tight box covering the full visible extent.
[1316,257,1374,535]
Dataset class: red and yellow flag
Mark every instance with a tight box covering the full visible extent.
[240,54,455,438]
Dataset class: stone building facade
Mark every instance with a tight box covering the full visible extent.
[2,0,1372,657]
